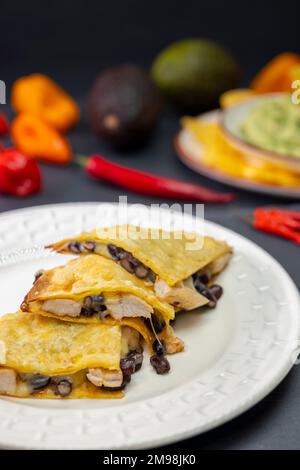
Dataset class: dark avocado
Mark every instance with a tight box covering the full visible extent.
[87,65,162,149]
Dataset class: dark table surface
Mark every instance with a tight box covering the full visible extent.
[1,95,300,450]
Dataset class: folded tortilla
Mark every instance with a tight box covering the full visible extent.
[48,225,232,310]
[0,312,143,398]
[49,225,230,284]
[21,254,174,326]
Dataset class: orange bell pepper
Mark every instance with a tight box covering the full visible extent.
[11,74,79,132]
[11,113,72,164]
[251,52,300,93]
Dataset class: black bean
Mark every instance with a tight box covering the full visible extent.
[20,300,29,312]
[82,241,96,252]
[145,316,165,335]
[201,289,217,308]
[152,315,166,334]
[123,374,132,385]
[81,307,95,317]
[147,270,157,283]
[193,278,207,293]
[103,382,127,392]
[30,374,51,390]
[135,264,149,279]
[196,272,210,284]
[153,339,166,356]
[120,357,135,383]
[108,245,145,277]
[134,363,142,372]
[92,295,105,303]
[83,295,105,311]
[126,253,140,267]
[107,244,123,261]
[209,284,223,300]
[150,355,170,375]
[54,379,72,397]
[120,357,135,375]
[120,257,135,273]
[34,269,45,282]
[68,241,82,254]
[127,350,144,372]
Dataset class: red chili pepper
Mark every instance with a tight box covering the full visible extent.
[252,208,300,244]
[0,148,42,197]
[0,112,9,135]
[257,208,300,230]
[82,154,235,203]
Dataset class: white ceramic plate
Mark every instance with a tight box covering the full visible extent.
[0,202,299,450]
[176,110,300,199]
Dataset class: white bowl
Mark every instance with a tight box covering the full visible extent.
[221,92,300,173]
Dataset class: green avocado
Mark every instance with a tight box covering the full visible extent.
[87,65,162,149]
[151,39,240,113]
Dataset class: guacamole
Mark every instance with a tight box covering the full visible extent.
[240,95,300,157]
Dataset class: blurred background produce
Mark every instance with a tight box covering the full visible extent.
[239,95,300,157]
[11,74,79,132]
[1,0,300,207]
[248,207,300,244]
[179,48,300,194]
[87,65,162,149]
[151,38,240,112]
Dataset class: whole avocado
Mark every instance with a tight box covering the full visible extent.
[151,39,240,112]
[87,65,162,149]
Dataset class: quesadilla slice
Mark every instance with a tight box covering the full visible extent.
[0,312,145,398]
[20,254,181,354]
[21,253,173,321]
[48,225,232,310]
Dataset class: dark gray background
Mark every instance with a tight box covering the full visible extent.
[1,0,300,450]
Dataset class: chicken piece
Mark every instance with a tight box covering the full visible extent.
[86,368,123,388]
[0,368,17,394]
[203,252,232,278]
[105,294,153,320]
[0,340,6,363]
[161,325,185,354]
[154,277,208,310]
[43,299,82,317]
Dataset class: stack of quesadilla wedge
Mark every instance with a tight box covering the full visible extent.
[0,225,231,399]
